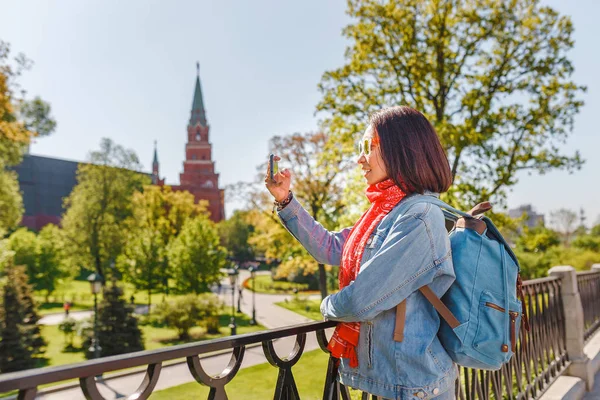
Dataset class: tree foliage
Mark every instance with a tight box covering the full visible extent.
[119,185,207,306]
[549,208,578,245]
[6,225,69,299]
[61,138,150,279]
[217,210,256,263]
[83,282,144,359]
[35,224,70,299]
[0,263,46,372]
[0,40,55,237]
[0,170,23,238]
[232,132,352,299]
[167,216,227,294]
[317,0,585,207]
[7,228,36,273]
[154,293,222,340]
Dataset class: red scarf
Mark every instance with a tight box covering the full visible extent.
[327,179,406,367]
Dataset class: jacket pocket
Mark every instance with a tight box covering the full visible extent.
[473,292,521,362]
[362,233,384,261]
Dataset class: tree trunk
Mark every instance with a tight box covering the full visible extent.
[318,263,328,300]
[148,288,151,314]
[95,253,104,279]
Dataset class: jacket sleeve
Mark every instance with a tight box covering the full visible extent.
[278,196,352,266]
[320,212,447,322]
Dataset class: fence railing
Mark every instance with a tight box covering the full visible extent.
[456,276,568,400]
[0,268,598,400]
[577,270,600,341]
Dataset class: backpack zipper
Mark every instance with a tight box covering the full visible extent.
[484,302,519,352]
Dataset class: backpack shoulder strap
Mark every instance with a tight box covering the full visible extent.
[418,286,460,328]
[392,196,468,342]
[394,287,460,342]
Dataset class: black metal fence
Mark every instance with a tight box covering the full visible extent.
[0,277,572,400]
[456,276,568,400]
[577,270,600,341]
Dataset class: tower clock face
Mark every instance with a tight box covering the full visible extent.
[196,133,201,141]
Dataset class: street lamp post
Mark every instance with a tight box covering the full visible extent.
[87,272,104,359]
[234,265,242,313]
[228,269,238,336]
[249,266,257,325]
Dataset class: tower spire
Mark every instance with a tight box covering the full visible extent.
[153,140,158,165]
[189,62,207,127]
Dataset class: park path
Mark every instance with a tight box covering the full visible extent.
[38,305,149,326]
[37,271,328,399]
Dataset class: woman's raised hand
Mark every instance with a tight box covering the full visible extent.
[265,155,291,202]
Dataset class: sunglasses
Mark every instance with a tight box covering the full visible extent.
[357,136,380,156]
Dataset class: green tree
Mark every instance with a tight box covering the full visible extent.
[8,228,37,275]
[6,225,69,300]
[217,210,256,263]
[0,40,55,237]
[232,132,351,299]
[549,208,578,245]
[0,170,23,238]
[0,264,46,372]
[35,224,69,301]
[515,225,561,253]
[317,0,585,207]
[167,216,227,294]
[83,282,144,359]
[273,132,351,298]
[119,185,206,307]
[7,227,36,277]
[62,138,150,279]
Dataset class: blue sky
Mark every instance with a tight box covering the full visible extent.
[1,0,598,226]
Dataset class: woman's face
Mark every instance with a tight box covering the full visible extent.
[357,125,388,185]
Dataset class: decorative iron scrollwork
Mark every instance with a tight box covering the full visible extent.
[79,362,162,400]
[262,333,306,399]
[186,345,245,400]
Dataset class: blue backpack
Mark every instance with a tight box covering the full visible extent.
[394,196,529,371]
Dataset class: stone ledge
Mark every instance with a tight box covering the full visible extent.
[540,376,586,400]
[584,331,600,376]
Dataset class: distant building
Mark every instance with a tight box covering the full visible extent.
[13,154,79,231]
[508,204,545,228]
[152,63,225,223]
[14,63,225,230]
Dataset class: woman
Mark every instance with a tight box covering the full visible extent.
[265,106,457,400]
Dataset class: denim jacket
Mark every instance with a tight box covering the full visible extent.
[278,193,457,400]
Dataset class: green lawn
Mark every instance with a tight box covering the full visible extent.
[151,348,366,400]
[152,348,324,399]
[38,312,264,367]
[276,297,324,321]
[243,275,310,294]
[34,279,189,316]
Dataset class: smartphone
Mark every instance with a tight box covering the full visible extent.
[269,154,278,181]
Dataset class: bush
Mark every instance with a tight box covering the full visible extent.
[154,294,222,339]
[58,317,77,349]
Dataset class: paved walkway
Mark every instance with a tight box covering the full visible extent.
[38,271,328,399]
[38,305,149,326]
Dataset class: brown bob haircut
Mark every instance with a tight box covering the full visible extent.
[369,106,452,194]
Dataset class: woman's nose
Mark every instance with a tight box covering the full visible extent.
[356,153,366,164]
